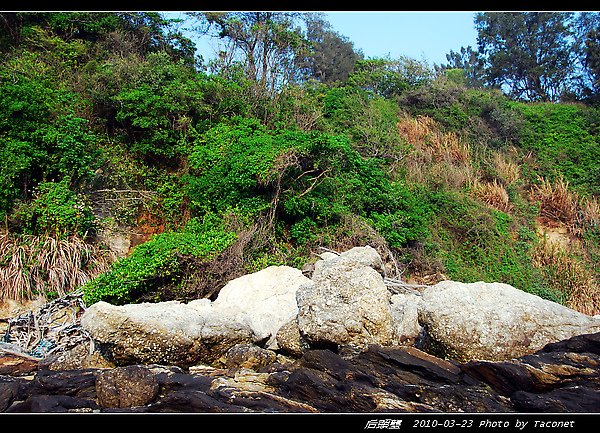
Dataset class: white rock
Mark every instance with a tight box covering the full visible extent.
[81,301,255,367]
[211,265,312,348]
[390,293,422,345]
[418,280,600,362]
[297,247,396,348]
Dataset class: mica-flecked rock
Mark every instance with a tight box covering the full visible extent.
[418,280,600,362]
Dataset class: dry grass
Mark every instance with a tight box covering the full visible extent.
[532,237,600,316]
[470,179,513,213]
[530,176,579,232]
[583,196,600,228]
[493,151,520,185]
[528,176,600,237]
[397,114,476,189]
[0,233,112,303]
[397,115,471,164]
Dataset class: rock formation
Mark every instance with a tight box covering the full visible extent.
[1,332,599,413]
[2,245,600,413]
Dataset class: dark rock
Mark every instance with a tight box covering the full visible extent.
[5,394,98,413]
[512,387,600,413]
[95,365,160,408]
[0,376,28,412]
[31,368,97,399]
[2,331,600,413]
[539,331,600,355]
[146,389,247,413]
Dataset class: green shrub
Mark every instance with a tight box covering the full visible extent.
[0,58,99,217]
[82,213,236,305]
[423,189,562,302]
[12,178,95,238]
[515,102,600,195]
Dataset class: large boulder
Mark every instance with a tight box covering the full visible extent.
[418,280,600,362]
[80,300,256,367]
[211,265,311,348]
[296,246,397,349]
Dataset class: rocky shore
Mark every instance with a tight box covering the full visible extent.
[2,246,600,413]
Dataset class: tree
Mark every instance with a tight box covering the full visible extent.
[300,14,363,85]
[573,12,600,101]
[0,12,195,64]
[475,12,576,102]
[347,57,433,98]
[191,12,309,96]
[438,46,486,88]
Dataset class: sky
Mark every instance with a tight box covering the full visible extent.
[324,12,479,66]
[176,11,480,67]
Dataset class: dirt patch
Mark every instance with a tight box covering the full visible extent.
[535,216,578,250]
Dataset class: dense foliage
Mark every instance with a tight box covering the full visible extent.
[1,12,599,316]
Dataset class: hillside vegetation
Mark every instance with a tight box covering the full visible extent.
[1,12,599,315]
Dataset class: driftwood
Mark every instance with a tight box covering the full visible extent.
[383,278,427,296]
[2,291,92,359]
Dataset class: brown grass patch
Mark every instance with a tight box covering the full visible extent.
[0,233,112,303]
[397,115,471,164]
[532,237,600,316]
[493,151,520,185]
[397,114,476,189]
[470,179,513,213]
[529,176,599,237]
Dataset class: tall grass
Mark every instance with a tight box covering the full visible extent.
[532,237,600,316]
[397,114,476,189]
[493,150,520,185]
[470,179,513,213]
[530,176,599,237]
[0,232,112,302]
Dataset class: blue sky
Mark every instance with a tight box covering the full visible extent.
[173,12,480,67]
[324,12,479,66]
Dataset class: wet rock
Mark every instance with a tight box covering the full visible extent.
[0,376,28,412]
[5,394,98,413]
[2,331,600,413]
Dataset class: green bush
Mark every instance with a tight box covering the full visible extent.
[423,189,562,302]
[515,102,600,195]
[0,58,99,218]
[12,178,95,238]
[82,213,237,305]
